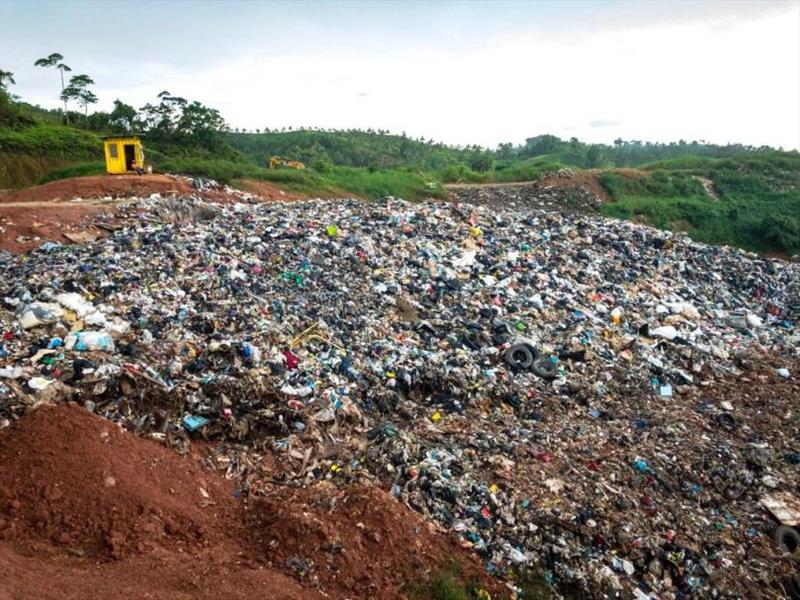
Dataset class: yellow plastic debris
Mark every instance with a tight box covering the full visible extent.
[431,411,442,423]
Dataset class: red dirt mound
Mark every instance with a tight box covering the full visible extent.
[0,175,312,253]
[247,484,503,599]
[0,404,500,599]
[0,175,196,204]
[0,204,114,253]
[0,403,236,558]
[237,178,310,201]
[535,169,611,203]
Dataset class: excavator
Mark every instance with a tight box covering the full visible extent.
[268,156,305,170]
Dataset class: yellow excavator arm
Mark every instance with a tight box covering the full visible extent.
[268,156,305,170]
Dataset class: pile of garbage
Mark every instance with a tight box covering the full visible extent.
[1,193,799,598]
[448,179,603,213]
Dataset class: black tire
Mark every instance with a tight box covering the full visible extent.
[505,344,534,370]
[463,330,482,350]
[774,525,800,554]
[783,575,800,600]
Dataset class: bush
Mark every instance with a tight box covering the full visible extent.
[0,122,100,158]
[599,172,624,199]
[40,161,105,183]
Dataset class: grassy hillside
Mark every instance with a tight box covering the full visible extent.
[0,122,100,158]
[600,152,800,254]
[0,120,444,199]
[0,122,102,187]
[1,93,797,255]
[224,129,476,171]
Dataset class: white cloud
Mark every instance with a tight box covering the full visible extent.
[11,2,800,149]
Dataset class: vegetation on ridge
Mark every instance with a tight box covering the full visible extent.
[1,64,798,255]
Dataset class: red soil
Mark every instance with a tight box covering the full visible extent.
[0,175,308,253]
[0,404,499,599]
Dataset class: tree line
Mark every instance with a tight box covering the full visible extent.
[1,51,227,146]
[1,51,787,171]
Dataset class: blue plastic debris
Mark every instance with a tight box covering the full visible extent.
[182,414,210,431]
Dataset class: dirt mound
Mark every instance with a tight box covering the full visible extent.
[0,405,497,599]
[0,175,316,254]
[0,403,235,558]
[247,484,502,599]
[446,169,609,212]
[535,168,611,203]
[0,204,115,253]
[0,542,318,600]
[0,175,197,204]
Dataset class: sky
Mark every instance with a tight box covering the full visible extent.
[1,0,799,149]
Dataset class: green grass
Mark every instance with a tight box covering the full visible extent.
[599,152,800,254]
[151,157,445,200]
[405,562,496,600]
[601,193,800,254]
[434,160,563,184]
[599,170,706,200]
[642,156,720,170]
[0,122,100,159]
[39,161,105,183]
[405,562,553,600]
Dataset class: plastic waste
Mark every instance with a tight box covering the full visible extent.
[19,302,64,329]
[65,331,115,352]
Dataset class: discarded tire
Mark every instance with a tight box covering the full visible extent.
[463,330,483,350]
[504,344,535,370]
[784,575,800,600]
[774,525,800,554]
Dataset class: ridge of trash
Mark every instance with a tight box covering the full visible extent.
[1,186,799,599]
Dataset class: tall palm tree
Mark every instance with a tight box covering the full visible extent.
[34,52,71,123]
[0,69,15,91]
[60,74,96,128]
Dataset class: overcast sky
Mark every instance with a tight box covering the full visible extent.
[1,0,798,149]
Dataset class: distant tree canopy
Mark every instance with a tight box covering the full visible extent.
[496,133,780,168]
[136,91,228,144]
[34,52,72,123]
[60,74,97,126]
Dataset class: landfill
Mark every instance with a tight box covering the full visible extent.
[447,170,606,213]
[1,187,799,599]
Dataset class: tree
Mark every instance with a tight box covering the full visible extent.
[0,69,26,126]
[109,99,138,133]
[87,111,111,131]
[176,100,227,143]
[60,74,96,127]
[524,134,560,156]
[140,91,187,138]
[586,145,603,168]
[0,69,15,91]
[469,152,493,172]
[496,142,514,159]
[34,52,71,123]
